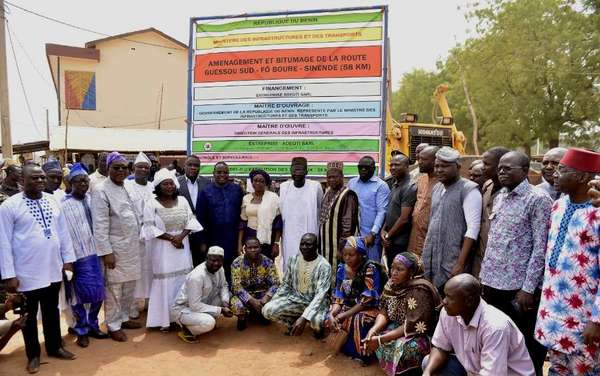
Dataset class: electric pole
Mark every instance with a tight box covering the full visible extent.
[0,0,13,158]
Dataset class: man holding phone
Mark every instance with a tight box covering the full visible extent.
[0,294,27,351]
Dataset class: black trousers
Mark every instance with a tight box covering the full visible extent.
[482,285,546,376]
[22,282,62,360]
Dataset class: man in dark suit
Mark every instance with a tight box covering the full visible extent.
[177,155,210,266]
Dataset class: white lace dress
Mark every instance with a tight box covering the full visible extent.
[142,198,202,328]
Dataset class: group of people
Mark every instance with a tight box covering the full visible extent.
[0,144,599,376]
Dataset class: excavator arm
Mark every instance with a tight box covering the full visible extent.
[433,84,467,154]
[433,84,452,118]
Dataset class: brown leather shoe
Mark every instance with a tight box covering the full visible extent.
[121,320,142,330]
[26,357,40,374]
[109,329,127,342]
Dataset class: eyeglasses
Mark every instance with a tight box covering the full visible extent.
[111,166,129,171]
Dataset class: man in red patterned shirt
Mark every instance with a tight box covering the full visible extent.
[535,148,600,376]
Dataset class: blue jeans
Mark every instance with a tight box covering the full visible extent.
[422,354,468,376]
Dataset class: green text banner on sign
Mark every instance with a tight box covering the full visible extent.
[199,164,375,176]
[192,139,379,153]
[196,11,382,33]
[189,7,387,177]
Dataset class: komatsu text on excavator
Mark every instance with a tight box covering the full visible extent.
[385,84,467,165]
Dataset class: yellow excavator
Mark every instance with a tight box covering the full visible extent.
[385,84,467,168]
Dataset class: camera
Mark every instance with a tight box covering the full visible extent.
[8,293,27,316]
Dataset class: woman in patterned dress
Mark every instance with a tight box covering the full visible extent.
[363,252,441,376]
[325,236,384,364]
[230,237,279,331]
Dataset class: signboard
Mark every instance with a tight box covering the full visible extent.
[188,6,388,176]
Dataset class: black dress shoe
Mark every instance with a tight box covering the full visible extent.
[121,320,142,330]
[88,329,109,339]
[48,347,77,360]
[26,357,40,374]
[76,335,89,348]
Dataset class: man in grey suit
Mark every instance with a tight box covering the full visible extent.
[177,155,210,266]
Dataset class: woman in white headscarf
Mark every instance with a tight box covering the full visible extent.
[142,168,203,330]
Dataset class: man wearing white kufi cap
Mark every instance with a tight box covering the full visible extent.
[124,152,154,320]
[170,246,232,343]
[422,146,482,293]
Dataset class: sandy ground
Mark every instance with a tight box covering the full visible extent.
[0,312,384,376]
[0,315,552,376]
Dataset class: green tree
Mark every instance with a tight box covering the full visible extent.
[458,0,600,151]
[392,0,600,153]
[391,69,441,123]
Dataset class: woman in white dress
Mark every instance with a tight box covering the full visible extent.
[142,168,202,330]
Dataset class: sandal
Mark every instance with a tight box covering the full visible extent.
[177,330,199,344]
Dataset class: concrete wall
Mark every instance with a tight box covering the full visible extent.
[51,31,187,130]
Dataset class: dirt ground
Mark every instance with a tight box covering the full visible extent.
[0,311,551,376]
[0,314,384,376]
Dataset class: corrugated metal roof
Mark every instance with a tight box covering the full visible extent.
[49,126,186,152]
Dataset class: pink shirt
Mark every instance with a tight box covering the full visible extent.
[432,300,535,376]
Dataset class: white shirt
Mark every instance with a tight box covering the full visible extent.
[171,263,230,317]
[50,189,66,204]
[279,179,323,266]
[125,179,155,223]
[88,171,107,193]
[0,192,76,291]
[440,186,482,240]
[186,176,199,209]
[432,300,534,376]
[61,194,97,260]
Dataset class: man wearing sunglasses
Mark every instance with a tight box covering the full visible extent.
[91,151,143,342]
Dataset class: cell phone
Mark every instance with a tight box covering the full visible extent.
[10,293,27,316]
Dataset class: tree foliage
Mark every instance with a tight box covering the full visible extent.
[391,69,440,123]
[391,0,600,153]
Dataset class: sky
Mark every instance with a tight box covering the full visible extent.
[2,0,472,145]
